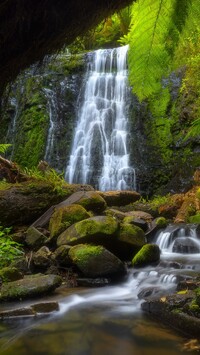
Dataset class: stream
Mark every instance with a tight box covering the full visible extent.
[0,224,199,354]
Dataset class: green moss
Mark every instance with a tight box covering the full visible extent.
[132,244,160,267]
[189,299,200,314]
[69,244,103,268]
[75,216,118,237]
[49,204,90,238]
[195,287,200,307]
[196,188,200,200]
[78,192,107,213]
[155,217,168,227]
[0,181,12,191]
[0,267,22,282]
[119,223,145,246]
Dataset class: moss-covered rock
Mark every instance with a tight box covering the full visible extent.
[57,215,118,247]
[49,204,90,240]
[69,244,126,278]
[155,217,168,228]
[0,180,75,226]
[74,191,107,213]
[0,274,62,301]
[25,226,48,250]
[98,190,140,206]
[118,223,146,247]
[0,267,23,282]
[132,244,161,267]
[33,246,52,269]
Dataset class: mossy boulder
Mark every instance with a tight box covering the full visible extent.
[33,246,52,269]
[132,244,161,267]
[69,244,126,278]
[155,217,168,228]
[0,181,74,226]
[57,216,118,247]
[0,267,23,282]
[115,223,146,260]
[0,274,62,301]
[72,191,107,213]
[49,204,90,240]
[98,190,140,206]
[25,226,48,250]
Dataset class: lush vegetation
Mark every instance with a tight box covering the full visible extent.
[0,226,24,268]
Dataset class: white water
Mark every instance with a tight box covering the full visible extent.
[6,98,18,159]
[44,88,58,163]
[55,224,200,316]
[1,225,200,354]
[65,46,135,191]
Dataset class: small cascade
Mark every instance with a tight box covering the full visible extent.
[155,224,200,255]
[6,97,18,159]
[65,45,135,191]
[44,88,58,164]
[57,224,200,316]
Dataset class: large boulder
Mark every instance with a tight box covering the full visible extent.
[57,216,118,247]
[0,274,62,301]
[70,191,107,213]
[49,204,90,240]
[116,222,146,259]
[98,190,140,206]
[32,246,52,269]
[0,267,23,282]
[132,244,161,267]
[0,181,75,226]
[172,237,200,254]
[69,244,126,278]
[141,291,200,339]
[25,226,48,250]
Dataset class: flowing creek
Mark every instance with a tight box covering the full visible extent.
[0,224,199,354]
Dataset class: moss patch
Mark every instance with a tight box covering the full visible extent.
[118,223,146,246]
[69,244,103,268]
[49,204,90,238]
[132,244,160,267]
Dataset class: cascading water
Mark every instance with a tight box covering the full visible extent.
[6,97,18,159]
[1,224,200,354]
[65,45,136,191]
[44,88,58,164]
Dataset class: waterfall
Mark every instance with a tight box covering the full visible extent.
[65,45,135,191]
[44,88,58,164]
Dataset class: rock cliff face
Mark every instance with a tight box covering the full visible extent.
[0,53,86,171]
[1,53,199,196]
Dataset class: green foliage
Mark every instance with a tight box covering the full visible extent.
[127,0,191,100]
[0,226,24,268]
[187,213,200,224]
[23,167,69,195]
[0,144,12,155]
[68,5,132,51]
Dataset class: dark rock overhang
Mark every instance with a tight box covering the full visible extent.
[0,0,133,95]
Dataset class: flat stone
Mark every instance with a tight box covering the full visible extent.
[0,274,62,301]
[98,190,140,206]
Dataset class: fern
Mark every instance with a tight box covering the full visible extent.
[128,0,191,101]
[0,144,12,155]
[185,118,200,139]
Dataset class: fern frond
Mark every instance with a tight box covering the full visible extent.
[0,144,12,155]
[128,0,191,101]
[185,118,200,139]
